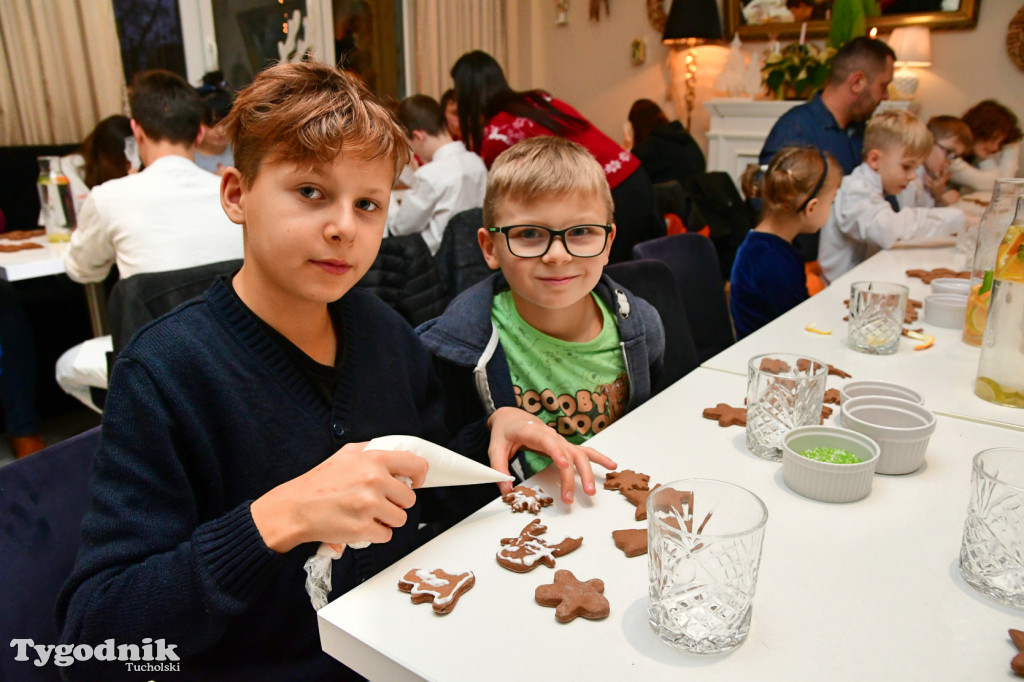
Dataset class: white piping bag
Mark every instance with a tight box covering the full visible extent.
[304,435,513,610]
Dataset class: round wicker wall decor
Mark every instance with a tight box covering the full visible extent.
[1008,4,1024,71]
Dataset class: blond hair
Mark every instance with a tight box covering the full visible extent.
[751,147,841,216]
[863,109,932,160]
[483,137,614,227]
[224,61,411,187]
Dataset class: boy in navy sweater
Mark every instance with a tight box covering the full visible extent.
[57,62,610,681]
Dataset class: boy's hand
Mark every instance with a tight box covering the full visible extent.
[486,407,617,505]
[251,442,428,553]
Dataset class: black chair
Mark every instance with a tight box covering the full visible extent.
[357,234,449,327]
[605,259,699,393]
[434,207,491,297]
[0,426,101,682]
[632,234,735,363]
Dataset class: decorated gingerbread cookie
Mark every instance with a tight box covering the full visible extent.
[535,569,610,622]
[496,519,582,573]
[502,485,554,514]
[612,528,647,557]
[603,469,650,492]
[398,568,475,614]
[702,403,747,427]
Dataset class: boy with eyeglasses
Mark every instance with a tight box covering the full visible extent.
[819,109,967,283]
[418,137,664,487]
[898,116,973,209]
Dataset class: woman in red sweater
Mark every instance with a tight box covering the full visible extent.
[451,50,663,263]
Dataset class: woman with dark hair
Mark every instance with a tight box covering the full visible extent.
[627,99,706,190]
[59,115,137,218]
[451,50,663,262]
[949,99,1022,193]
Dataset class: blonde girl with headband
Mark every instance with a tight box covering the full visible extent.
[730,146,841,339]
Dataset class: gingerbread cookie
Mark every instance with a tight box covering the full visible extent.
[906,267,970,284]
[612,528,647,557]
[0,229,45,241]
[398,568,475,614]
[702,403,747,427]
[759,357,791,374]
[603,469,650,492]
[496,518,582,573]
[827,364,852,379]
[824,388,841,405]
[795,358,826,374]
[1010,628,1024,675]
[535,569,609,622]
[820,405,833,424]
[622,484,660,521]
[0,242,43,253]
[502,485,553,514]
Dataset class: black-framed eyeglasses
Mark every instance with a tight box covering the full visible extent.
[935,141,960,162]
[488,224,611,258]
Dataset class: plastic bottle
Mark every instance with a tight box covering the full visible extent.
[36,155,75,242]
[974,196,1024,408]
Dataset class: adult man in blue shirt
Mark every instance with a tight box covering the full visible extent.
[760,36,896,174]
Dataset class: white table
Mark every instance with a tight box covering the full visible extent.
[703,247,1024,432]
[0,234,107,335]
[318,367,1024,681]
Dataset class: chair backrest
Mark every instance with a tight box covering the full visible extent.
[681,171,758,279]
[0,426,101,682]
[435,208,491,297]
[632,233,735,362]
[107,258,244,356]
[357,233,450,327]
[604,259,699,393]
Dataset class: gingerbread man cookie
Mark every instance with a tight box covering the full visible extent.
[611,528,647,557]
[622,484,660,521]
[496,519,582,573]
[535,569,610,622]
[502,485,554,514]
[759,357,791,374]
[702,403,747,427]
[603,469,650,492]
[398,568,475,614]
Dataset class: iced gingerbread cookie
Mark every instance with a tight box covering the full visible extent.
[502,485,553,514]
[612,528,647,557]
[398,568,475,614]
[603,469,650,492]
[535,569,609,623]
[496,518,582,573]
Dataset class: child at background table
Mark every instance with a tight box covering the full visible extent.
[418,137,664,483]
[730,147,841,339]
[949,99,1022,194]
[57,63,612,681]
[818,109,967,283]
[898,115,973,209]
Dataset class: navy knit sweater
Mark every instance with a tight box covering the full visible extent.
[57,278,449,680]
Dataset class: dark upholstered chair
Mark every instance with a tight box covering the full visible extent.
[632,234,735,363]
[434,208,491,298]
[0,426,101,682]
[605,259,699,393]
[357,234,449,327]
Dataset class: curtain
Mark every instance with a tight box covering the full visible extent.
[410,0,508,100]
[0,0,127,145]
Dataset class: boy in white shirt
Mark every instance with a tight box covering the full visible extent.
[898,115,973,209]
[387,94,487,255]
[819,109,967,283]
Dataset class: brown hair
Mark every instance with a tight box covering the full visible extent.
[753,147,841,216]
[130,70,203,145]
[961,100,1022,146]
[80,115,133,188]
[927,115,972,150]
[628,99,670,147]
[224,61,411,187]
[396,94,446,137]
[863,109,932,159]
[483,137,614,228]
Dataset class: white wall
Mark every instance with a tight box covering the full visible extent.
[524,0,1024,167]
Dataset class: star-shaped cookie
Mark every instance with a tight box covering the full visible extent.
[603,469,650,492]
[535,569,609,622]
[502,485,553,514]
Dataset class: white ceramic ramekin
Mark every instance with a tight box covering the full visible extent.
[782,426,880,503]
[840,396,936,475]
[930,278,971,296]
[923,294,968,329]
[840,380,925,406]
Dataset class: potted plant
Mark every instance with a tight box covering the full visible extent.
[761,42,835,100]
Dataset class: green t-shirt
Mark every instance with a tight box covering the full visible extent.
[492,290,628,476]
